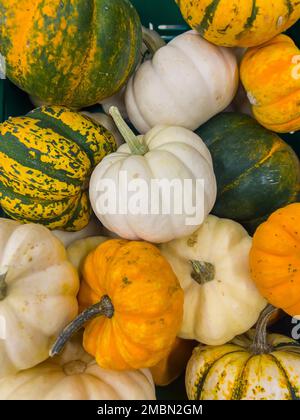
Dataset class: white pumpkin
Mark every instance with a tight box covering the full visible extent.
[0,219,79,377]
[0,336,156,400]
[160,215,266,345]
[67,236,109,271]
[125,30,239,134]
[89,107,217,243]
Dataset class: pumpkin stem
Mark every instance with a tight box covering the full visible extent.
[142,26,166,56]
[109,107,149,155]
[190,260,215,284]
[0,268,8,301]
[50,295,114,358]
[250,304,278,355]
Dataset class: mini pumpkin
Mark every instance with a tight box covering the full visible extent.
[241,34,300,133]
[176,0,300,48]
[0,335,156,400]
[186,305,300,400]
[160,215,266,345]
[0,219,79,377]
[51,239,184,371]
[250,203,300,317]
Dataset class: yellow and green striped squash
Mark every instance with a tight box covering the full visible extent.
[0,0,142,108]
[0,106,116,231]
[176,0,300,47]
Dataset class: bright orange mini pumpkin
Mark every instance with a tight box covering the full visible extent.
[51,239,184,371]
[250,203,300,316]
[241,34,300,133]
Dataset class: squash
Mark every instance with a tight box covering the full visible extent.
[53,218,104,248]
[0,0,142,109]
[125,30,238,133]
[81,111,124,147]
[250,203,300,317]
[0,219,79,377]
[160,215,266,345]
[51,239,184,371]
[90,107,217,243]
[176,0,300,48]
[0,106,116,231]
[150,338,196,387]
[241,34,300,133]
[67,236,110,272]
[196,113,300,233]
[186,305,300,400]
[0,335,156,400]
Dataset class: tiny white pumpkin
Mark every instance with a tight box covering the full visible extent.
[160,215,266,345]
[89,107,217,243]
[0,336,156,400]
[125,30,239,133]
[0,219,79,377]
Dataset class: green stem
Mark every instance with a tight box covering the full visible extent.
[109,107,149,155]
[0,269,8,301]
[250,304,278,355]
[142,26,166,56]
[190,260,215,285]
[50,295,114,357]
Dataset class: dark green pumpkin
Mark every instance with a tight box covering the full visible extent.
[0,0,142,108]
[196,113,300,233]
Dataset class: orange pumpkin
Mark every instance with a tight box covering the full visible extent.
[150,338,196,386]
[51,239,184,371]
[241,34,300,133]
[250,203,300,316]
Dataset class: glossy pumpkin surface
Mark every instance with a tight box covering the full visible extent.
[0,0,142,108]
[78,239,184,370]
[0,106,116,231]
[196,113,300,232]
[250,203,300,317]
[176,0,300,47]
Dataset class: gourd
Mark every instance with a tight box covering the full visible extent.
[51,239,184,371]
[250,203,300,317]
[160,215,266,345]
[241,34,300,133]
[0,219,79,377]
[0,336,156,400]
[90,107,217,243]
[125,30,238,133]
[0,106,116,231]
[0,0,142,109]
[196,113,300,233]
[186,305,300,400]
[81,111,124,147]
[176,0,300,48]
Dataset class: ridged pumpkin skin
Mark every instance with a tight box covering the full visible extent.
[0,106,116,231]
[176,0,300,47]
[196,113,300,233]
[79,240,184,371]
[250,203,300,317]
[186,331,300,400]
[241,35,300,133]
[0,0,142,108]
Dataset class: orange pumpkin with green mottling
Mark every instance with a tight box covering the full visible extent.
[176,0,300,47]
[241,34,300,133]
[0,0,142,108]
[51,239,184,371]
[0,106,116,231]
[250,203,300,317]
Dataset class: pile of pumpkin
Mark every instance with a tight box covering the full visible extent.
[0,0,299,400]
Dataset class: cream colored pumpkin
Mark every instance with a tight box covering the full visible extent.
[160,215,266,345]
[125,30,239,134]
[0,219,79,377]
[0,336,156,400]
[67,236,109,272]
[89,107,217,243]
[186,306,300,400]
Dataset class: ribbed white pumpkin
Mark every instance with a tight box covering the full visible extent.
[0,337,156,400]
[125,30,239,133]
[0,219,79,377]
[89,107,217,243]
